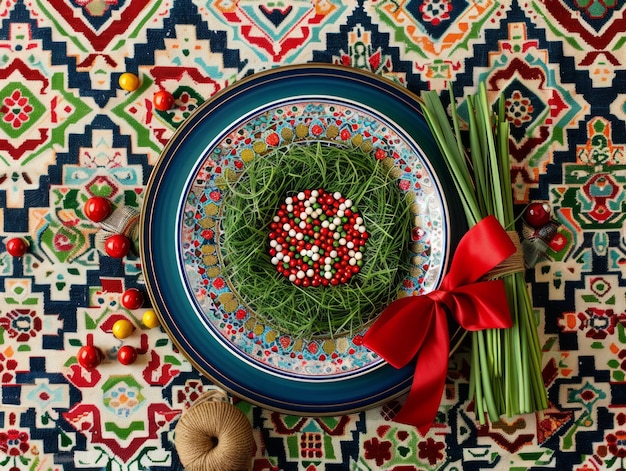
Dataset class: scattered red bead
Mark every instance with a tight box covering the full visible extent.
[77,345,103,369]
[524,202,551,228]
[6,237,28,257]
[117,345,138,365]
[84,196,112,222]
[153,90,175,111]
[121,288,144,310]
[105,234,131,258]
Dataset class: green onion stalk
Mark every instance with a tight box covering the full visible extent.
[419,82,547,424]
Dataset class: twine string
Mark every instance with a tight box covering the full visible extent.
[484,231,524,280]
[174,391,254,471]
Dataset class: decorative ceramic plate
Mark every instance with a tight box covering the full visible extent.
[141,64,463,415]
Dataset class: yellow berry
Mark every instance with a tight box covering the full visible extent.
[142,309,160,329]
[118,72,140,92]
[112,319,134,339]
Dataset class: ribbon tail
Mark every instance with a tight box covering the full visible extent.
[392,305,450,435]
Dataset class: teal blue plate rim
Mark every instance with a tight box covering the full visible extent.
[141,64,464,415]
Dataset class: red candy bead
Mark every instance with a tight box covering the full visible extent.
[268,189,368,287]
[524,202,551,229]
[6,237,28,257]
[153,90,175,111]
[121,288,144,310]
[105,234,131,258]
[84,196,112,222]
[117,345,138,365]
[77,345,103,369]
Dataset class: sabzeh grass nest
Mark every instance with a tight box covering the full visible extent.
[221,142,414,339]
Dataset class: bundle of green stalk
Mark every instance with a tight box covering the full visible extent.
[419,82,548,423]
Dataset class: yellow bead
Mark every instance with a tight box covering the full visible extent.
[142,309,160,329]
[112,319,134,339]
[118,72,140,92]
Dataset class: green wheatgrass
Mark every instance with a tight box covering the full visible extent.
[420,84,548,423]
[220,142,413,339]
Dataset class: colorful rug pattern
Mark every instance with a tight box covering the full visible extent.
[1,0,626,469]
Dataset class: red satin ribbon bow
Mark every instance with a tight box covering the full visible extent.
[363,215,516,435]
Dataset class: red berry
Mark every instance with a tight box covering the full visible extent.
[105,234,131,258]
[117,345,138,365]
[84,196,111,222]
[153,90,175,111]
[6,237,28,257]
[77,345,103,369]
[524,202,551,228]
[121,288,144,310]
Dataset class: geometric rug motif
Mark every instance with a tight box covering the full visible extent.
[117,0,248,164]
[199,0,351,65]
[519,0,626,87]
[22,116,149,301]
[0,12,93,208]
[60,277,191,468]
[364,0,506,89]
[463,19,589,203]
[24,0,173,107]
[311,4,418,88]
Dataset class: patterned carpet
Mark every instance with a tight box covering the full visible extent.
[1,0,625,469]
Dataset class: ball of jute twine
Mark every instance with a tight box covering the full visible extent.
[175,390,254,471]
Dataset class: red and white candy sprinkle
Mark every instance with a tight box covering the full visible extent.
[268,189,368,287]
